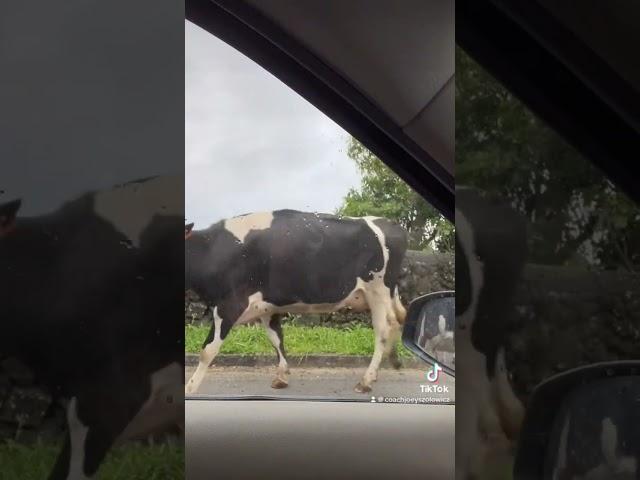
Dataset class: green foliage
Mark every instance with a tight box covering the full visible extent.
[456,47,639,271]
[0,440,184,480]
[337,137,454,252]
[185,323,412,358]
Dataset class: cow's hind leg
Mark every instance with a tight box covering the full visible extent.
[387,287,406,369]
[386,318,403,370]
[186,306,229,394]
[261,314,289,389]
[355,288,392,393]
[49,402,88,480]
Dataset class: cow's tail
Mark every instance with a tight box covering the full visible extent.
[492,347,525,442]
[392,287,407,325]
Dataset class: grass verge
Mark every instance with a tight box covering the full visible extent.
[0,441,184,480]
[185,323,412,358]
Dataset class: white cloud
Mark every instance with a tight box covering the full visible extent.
[185,21,359,228]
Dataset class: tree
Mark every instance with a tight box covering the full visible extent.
[337,136,454,252]
[456,47,639,271]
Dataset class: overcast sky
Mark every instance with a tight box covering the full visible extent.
[185,21,360,228]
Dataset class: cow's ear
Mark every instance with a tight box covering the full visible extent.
[0,199,21,237]
[185,223,195,238]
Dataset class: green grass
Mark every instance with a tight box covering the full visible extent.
[479,455,514,480]
[185,323,412,358]
[0,440,184,480]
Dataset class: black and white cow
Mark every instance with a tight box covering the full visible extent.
[455,187,528,480]
[0,176,184,480]
[184,210,408,394]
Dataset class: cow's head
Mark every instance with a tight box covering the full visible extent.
[0,199,21,238]
[185,223,194,240]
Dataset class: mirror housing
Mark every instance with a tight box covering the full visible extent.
[402,290,455,377]
[514,361,640,479]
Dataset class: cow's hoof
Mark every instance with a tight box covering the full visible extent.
[354,382,372,393]
[271,378,288,389]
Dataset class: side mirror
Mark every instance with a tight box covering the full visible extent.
[514,361,640,480]
[402,290,455,377]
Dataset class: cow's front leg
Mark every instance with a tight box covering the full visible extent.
[355,291,391,393]
[186,306,228,394]
[48,380,150,480]
[48,398,90,480]
[262,315,289,389]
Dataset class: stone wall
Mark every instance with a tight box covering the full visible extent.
[0,358,64,443]
[0,358,181,444]
[508,265,640,399]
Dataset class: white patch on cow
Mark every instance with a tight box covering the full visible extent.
[66,397,90,480]
[94,176,183,248]
[362,216,389,279]
[456,209,483,325]
[118,362,183,442]
[186,308,223,394]
[224,212,273,243]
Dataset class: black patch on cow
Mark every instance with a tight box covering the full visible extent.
[455,234,471,324]
[456,188,528,377]
[0,198,21,236]
[49,431,72,479]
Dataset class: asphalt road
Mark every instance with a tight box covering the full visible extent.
[185,365,455,402]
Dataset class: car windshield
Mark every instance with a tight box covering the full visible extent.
[456,44,640,479]
[184,20,455,404]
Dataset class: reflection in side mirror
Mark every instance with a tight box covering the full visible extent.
[514,361,640,480]
[402,291,455,376]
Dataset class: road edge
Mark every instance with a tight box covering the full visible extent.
[184,353,424,369]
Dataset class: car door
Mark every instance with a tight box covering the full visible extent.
[184,1,455,479]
